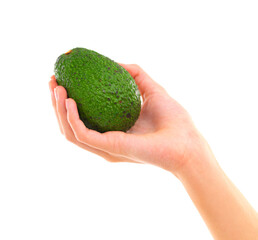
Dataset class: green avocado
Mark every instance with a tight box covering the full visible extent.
[54,47,141,133]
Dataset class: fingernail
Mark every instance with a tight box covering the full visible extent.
[49,85,53,96]
[54,87,58,100]
[50,89,54,99]
[65,99,70,109]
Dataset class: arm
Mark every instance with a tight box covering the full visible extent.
[177,133,258,240]
[49,64,258,239]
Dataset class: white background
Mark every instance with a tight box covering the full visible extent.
[0,0,258,239]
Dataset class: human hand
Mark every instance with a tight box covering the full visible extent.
[49,64,207,176]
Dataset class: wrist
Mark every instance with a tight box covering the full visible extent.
[175,131,218,181]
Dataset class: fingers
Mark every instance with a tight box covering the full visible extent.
[66,98,135,157]
[49,75,63,134]
[53,85,136,162]
[119,63,166,101]
[55,86,77,142]
[49,75,140,163]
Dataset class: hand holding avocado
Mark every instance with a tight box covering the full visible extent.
[49,62,196,171]
[49,50,258,240]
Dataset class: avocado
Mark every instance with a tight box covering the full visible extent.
[54,47,141,133]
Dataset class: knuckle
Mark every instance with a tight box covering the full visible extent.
[64,133,74,142]
[158,85,167,93]
[103,156,115,163]
[132,64,144,76]
[106,158,120,163]
[132,64,141,69]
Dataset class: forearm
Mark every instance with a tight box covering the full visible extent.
[177,138,258,240]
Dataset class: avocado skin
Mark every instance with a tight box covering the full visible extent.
[54,48,141,133]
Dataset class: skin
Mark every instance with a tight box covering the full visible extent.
[49,63,258,239]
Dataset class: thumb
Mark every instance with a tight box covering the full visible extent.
[119,63,166,101]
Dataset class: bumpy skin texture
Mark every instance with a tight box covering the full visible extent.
[54,48,141,133]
